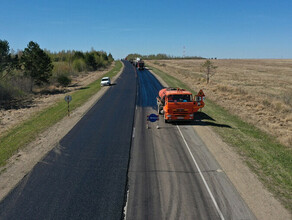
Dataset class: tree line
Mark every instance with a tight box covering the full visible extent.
[0,39,114,105]
[48,49,113,71]
[126,53,204,61]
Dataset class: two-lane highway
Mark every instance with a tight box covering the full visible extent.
[126,67,256,219]
[0,61,137,219]
[0,61,255,220]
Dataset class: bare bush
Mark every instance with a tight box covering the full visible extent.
[57,74,72,87]
[53,62,73,76]
[9,76,32,93]
[0,81,25,103]
[73,59,86,72]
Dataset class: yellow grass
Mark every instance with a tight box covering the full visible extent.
[147,59,292,147]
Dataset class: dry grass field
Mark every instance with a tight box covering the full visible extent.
[147,59,292,148]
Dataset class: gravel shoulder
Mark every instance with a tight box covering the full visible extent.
[0,62,124,201]
[149,68,291,220]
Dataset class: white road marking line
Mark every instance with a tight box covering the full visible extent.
[132,127,135,138]
[176,125,225,220]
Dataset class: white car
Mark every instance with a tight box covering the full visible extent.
[100,77,111,86]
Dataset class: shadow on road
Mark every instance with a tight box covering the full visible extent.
[174,112,232,128]
[193,112,215,121]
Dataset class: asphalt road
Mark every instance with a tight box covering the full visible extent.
[0,62,256,220]
[0,61,137,219]
[125,67,256,219]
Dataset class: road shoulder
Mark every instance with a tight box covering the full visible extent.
[0,62,125,201]
[194,126,291,220]
[148,67,291,220]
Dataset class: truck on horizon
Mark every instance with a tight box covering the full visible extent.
[132,57,145,70]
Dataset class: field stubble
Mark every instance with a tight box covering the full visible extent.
[148,59,292,147]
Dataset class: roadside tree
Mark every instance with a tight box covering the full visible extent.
[0,40,10,75]
[0,40,20,80]
[85,52,97,71]
[108,53,114,62]
[21,41,53,90]
[200,59,217,84]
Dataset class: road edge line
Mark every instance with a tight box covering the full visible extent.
[176,125,225,220]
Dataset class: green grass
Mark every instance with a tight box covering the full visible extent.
[149,64,292,212]
[0,61,123,167]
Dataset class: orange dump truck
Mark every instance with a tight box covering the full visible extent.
[157,88,205,122]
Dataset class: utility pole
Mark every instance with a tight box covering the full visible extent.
[183,46,186,58]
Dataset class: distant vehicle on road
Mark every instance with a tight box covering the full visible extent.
[132,58,144,70]
[137,60,145,70]
[100,77,111,86]
[132,58,139,67]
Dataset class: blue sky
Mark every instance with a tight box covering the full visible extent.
[1,0,292,59]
